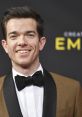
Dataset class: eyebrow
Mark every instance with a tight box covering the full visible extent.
[25,31,36,34]
[8,31,17,36]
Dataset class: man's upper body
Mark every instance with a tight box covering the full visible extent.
[0,6,82,117]
[0,69,82,117]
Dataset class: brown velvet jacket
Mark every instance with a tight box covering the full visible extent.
[0,71,82,117]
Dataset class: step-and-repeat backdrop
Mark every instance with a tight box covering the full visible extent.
[0,0,82,85]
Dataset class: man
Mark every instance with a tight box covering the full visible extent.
[0,6,82,117]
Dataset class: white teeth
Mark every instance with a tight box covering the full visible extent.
[18,50,28,53]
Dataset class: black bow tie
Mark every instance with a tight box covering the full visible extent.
[15,71,44,91]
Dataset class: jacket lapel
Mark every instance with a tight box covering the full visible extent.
[42,69,57,117]
[3,73,23,117]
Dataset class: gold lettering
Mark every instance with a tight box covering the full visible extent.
[55,37,65,50]
[67,38,81,50]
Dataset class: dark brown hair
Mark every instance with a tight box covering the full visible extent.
[1,6,44,39]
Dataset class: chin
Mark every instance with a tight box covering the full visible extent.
[19,62,31,68]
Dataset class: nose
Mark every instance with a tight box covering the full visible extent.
[18,35,27,46]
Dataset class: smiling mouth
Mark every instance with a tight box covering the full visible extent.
[16,49,31,54]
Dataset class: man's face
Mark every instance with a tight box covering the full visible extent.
[2,18,46,69]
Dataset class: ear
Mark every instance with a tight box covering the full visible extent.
[1,39,8,53]
[39,37,46,51]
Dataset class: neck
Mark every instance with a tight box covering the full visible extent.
[12,60,40,76]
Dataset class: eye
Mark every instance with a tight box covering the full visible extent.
[26,33,35,38]
[9,35,17,40]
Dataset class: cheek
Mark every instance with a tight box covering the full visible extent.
[30,41,39,50]
[31,43,40,56]
[6,47,13,57]
[6,44,15,55]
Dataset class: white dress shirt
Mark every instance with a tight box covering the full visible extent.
[12,64,44,117]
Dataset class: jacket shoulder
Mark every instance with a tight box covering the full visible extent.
[50,72,80,89]
[0,76,6,90]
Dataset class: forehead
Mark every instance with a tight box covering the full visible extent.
[6,18,37,32]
